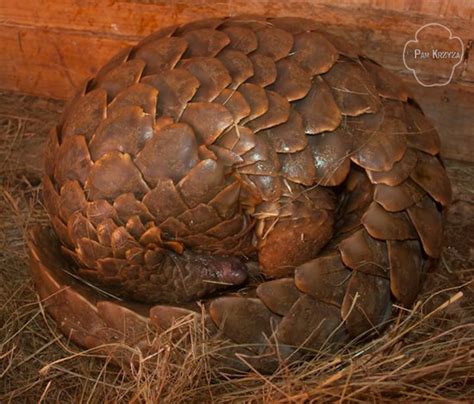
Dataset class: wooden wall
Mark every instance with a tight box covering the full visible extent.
[0,0,473,161]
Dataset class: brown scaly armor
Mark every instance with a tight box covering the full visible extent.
[28,15,451,372]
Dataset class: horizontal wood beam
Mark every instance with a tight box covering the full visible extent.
[2,0,473,37]
[406,78,474,162]
[0,25,133,99]
[1,0,473,81]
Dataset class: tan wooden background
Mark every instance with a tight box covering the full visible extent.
[0,0,473,160]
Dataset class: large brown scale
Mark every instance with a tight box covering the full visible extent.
[29,16,451,371]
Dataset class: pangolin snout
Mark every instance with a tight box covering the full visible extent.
[216,257,248,285]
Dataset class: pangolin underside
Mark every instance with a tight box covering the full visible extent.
[28,15,452,372]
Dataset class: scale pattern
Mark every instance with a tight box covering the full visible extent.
[31,15,451,370]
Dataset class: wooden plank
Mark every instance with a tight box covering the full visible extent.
[0,25,132,99]
[0,1,466,39]
[1,0,473,81]
[2,0,472,37]
[113,0,474,20]
[403,77,474,162]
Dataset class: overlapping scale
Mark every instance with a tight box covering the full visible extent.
[209,297,278,346]
[388,240,423,307]
[256,278,301,316]
[279,146,316,186]
[181,28,230,57]
[85,199,118,226]
[215,127,255,161]
[136,25,177,47]
[349,110,407,172]
[270,59,312,102]
[177,204,222,234]
[217,49,254,89]
[176,17,224,34]
[61,89,107,141]
[76,237,112,269]
[58,180,87,222]
[179,57,231,102]
[133,36,187,76]
[89,107,153,161]
[208,181,242,219]
[135,123,199,186]
[142,179,188,222]
[53,135,92,186]
[341,271,391,337]
[373,179,425,212]
[93,59,145,101]
[108,83,158,118]
[323,58,380,116]
[206,214,246,239]
[97,300,149,344]
[111,227,141,258]
[52,216,73,249]
[410,152,452,206]
[366,147,417,186]
[290,32,339,76]
[338,229,390,278]
[407,196,443,258]
[180,102,233,145]
[246,90,290,132]
[177,159,225,208]
[344,170,374,214]
[214,89,251,124]
[308,127,352,186]
[93,46,133,85]
[85,152,150,200]
[142,69,199,120]
[247,54,277,87]
[222,14,269,31]
[276,295,345,349]
[239,83,269,122]
[239,130,277,167]
[68,212,97,245]
[220,25,258,54]
[360,58,409,101]
[316,31,359,58]
[113,193,154,224]
[253,27,294,61]
[261,110,307,153]
[125,216,146,240]
[295,76,342,134]
[258,211,333,277]
[96,218,118,247]
[295,253,351,307]
[361,202,417,240]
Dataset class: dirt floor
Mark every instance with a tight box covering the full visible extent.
[0,91,473,402]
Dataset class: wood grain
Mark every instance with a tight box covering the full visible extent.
[1,1,472,85]
[0,25,132,99]
[1,0,472,80]
[405,77,474,162]
[2,0,472,37]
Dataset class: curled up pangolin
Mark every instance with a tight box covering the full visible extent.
[28,16,452,372]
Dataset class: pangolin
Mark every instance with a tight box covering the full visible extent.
[28,15,451,372]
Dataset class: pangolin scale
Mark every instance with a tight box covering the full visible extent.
[28,15,451,372]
